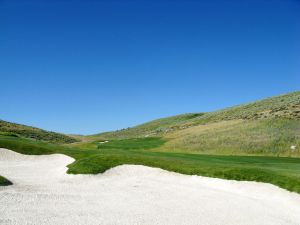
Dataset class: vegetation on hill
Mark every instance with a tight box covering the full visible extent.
[1,135,300,193]
[94,91,300,140]
[93,91,300,156]
[92,113,204,139]
[0,120,78,144]
[189,90,300,124]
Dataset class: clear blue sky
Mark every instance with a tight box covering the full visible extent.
[0,0,299,135]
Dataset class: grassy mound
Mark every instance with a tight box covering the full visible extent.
[0,120,78,144]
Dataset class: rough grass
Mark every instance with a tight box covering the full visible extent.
[93,91,300,140]
[161,118,300,156]
[91,92,300,156]
[92,113,205,139]
[0,175,12,186]
[189,91,300,125]
[0,120,78,144]
[1,136,300,193]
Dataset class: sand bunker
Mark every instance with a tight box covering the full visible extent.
[1,148,300,225]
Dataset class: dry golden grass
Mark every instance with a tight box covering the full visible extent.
[158,118,300,156]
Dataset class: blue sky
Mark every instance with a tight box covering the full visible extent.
[0,0,299,134]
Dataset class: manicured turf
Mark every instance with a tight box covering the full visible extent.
[0,175,12,186]
[96,137,166,150]
[1,135,300,193]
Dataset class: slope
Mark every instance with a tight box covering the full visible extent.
[0,120,78,144]
[93,91,300,156]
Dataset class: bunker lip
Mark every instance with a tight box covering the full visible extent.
[1,147,300,225]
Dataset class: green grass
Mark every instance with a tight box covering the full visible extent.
[1,135,300,193]
[0,175,12,186]
[0,120,78,144]
[96,137,166,150]
[92,113,205,139]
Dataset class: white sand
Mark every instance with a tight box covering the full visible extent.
[1,148,300,225]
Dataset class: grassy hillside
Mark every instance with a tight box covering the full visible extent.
[94,91,300,156]
[94,91,300,139]
[0,120,78,144]
[92,113,205,139]
[189,90,300,124]
[1,135,300,193]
